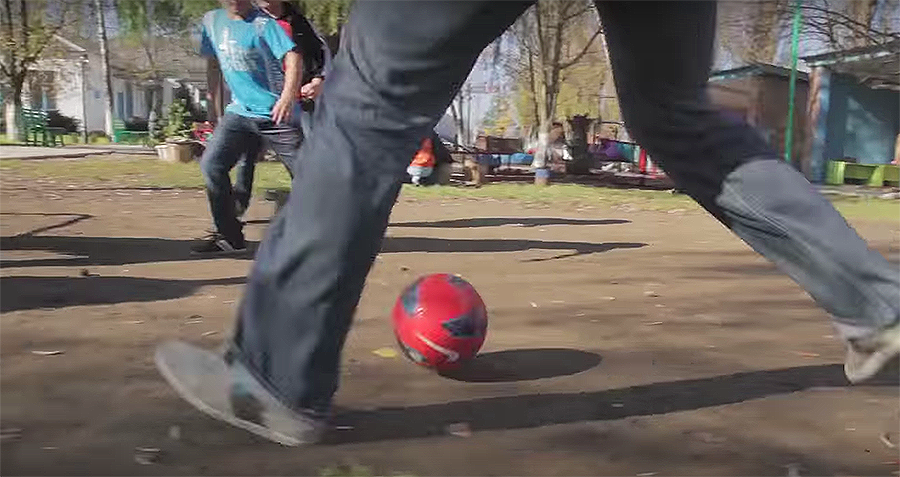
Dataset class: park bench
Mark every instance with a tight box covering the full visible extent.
[825,160,900,187]
[112,119,150,144]
[21,108,65,147]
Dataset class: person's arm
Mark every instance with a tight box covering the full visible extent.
[297,15,328,100]
[206,57,222,124]
[272,50,301,124]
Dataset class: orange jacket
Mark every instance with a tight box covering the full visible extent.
[410,137,436,168]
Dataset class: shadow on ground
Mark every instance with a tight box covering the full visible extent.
[0,275,247,312]
[330,363,898,445]
[1,235,645,268]
[390,217,630,228]
[438,348,602,382]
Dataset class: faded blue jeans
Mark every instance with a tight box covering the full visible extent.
[199,112,302,242]
[233,109,311,214]
[229,1,900,414]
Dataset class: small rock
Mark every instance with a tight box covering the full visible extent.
[636,473,657,477]
[334,425,354,431]
[880,432,896,449]
[643,290,659,298]
[644,321,664,326]
[400,266,410,272]
[602,296,616,301]
[31,350,64,356]
[611,403,624,408]
[530,302,538,308]
[168,425,181,440]
[794,351,820,358]
[447,422,472,438]
[1,428,22,441]
[124,320,144,325]
[134,447,160,465]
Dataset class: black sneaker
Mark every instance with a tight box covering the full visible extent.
[190,232,246,255]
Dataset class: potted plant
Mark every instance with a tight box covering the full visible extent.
[153,99,196,163]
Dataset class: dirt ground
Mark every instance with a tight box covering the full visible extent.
[1,173,898,476]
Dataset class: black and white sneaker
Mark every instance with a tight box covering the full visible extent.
[190,232,246,255]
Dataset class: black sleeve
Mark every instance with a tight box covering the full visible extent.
[293,14,327,80]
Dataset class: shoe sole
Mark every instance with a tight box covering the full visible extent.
[154,341,304,446]
[844,327,900,383]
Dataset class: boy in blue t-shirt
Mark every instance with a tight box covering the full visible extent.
[192,0,302,254]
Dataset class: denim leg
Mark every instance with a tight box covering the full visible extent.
[233,154,257,213]
[231,0,533,413]
[257,118,303,178]
[199,113,261,241]
[597,1,899,334]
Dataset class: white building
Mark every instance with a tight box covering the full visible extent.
[23,35,205,135]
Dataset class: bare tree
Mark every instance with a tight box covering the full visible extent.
[0,0,77,137]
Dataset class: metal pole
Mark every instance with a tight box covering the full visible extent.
[784,0,802,164]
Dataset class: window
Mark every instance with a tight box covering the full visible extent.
[28,70,57,110]
[125,82,133,118]
[116,92,125,119]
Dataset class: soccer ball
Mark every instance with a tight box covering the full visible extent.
[392,274,488,370]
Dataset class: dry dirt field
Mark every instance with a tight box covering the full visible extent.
[1,160,898,476]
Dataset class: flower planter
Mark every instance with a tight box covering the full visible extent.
[155,141,195,163]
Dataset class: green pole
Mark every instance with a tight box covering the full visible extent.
[784,0,802,163]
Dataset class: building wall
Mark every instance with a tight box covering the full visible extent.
[824,72,900,166]
[26,58,86,132]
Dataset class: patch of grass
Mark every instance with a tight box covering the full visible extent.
[0,133,23,145]
[2,156,897,221]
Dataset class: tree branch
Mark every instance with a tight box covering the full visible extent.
[559,26,602,70]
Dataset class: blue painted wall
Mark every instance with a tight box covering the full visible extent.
[823,73,899,173]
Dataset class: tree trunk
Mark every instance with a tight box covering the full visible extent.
[94,0,114,137]
[4,77,25,139]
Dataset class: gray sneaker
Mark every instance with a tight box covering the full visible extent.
[154,340,326,446]
[844,322,900,383]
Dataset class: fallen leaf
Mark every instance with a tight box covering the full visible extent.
[31,350,63,356]
[372,347,398,358]
[880,432,896,449]
[530,302,538,308]
[447,422,472,438]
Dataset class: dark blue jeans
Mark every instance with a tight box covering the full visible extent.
[232,110,311,213]
[230,1,900,414]
[199,113,302,241]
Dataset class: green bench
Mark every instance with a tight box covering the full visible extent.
[112,119,150,144]
[21,108,65,147]
[825,160,900,187]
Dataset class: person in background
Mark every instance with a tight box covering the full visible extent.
[231,0,331,219]
[407,136,436,185]
[192,0,302,254]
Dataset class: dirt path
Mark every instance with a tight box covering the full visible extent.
[1,181,898,476]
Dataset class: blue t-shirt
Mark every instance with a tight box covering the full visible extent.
[200,9,296,118]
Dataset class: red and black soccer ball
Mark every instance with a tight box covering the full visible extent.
[392,274,488,371]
